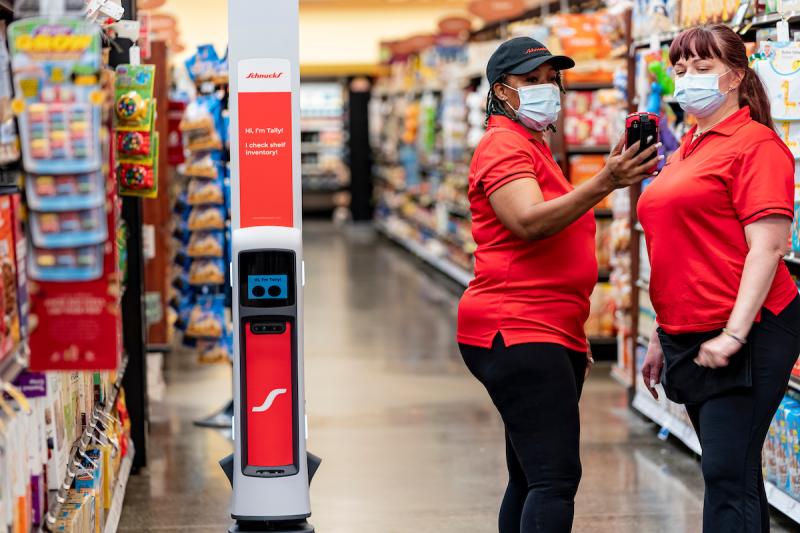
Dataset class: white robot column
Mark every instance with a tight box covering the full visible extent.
[224,1,316,532]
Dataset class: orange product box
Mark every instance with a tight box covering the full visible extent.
[568,155,611,209]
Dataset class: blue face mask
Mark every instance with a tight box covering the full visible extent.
[504,83,561,131]
[674,71,731,118]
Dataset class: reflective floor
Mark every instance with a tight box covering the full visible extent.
[118,222,797,532]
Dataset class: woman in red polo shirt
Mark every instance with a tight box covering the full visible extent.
[639,25,800,532]
[457,37,659,533]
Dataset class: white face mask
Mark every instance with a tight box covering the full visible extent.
[674,71,732,119]
[504,83,561,131]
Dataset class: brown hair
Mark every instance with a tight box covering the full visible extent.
[669,24,774,130]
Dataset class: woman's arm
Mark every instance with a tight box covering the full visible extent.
[489,140,661,241]
[695,215,791,367]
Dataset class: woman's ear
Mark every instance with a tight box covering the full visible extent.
[493,82,509,102]
[730,69,745,91]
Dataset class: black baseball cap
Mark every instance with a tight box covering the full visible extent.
[487,37,575,85]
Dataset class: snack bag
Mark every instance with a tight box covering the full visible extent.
[186,231,224,258]
[185,294,225,338]
[188,258,225,286]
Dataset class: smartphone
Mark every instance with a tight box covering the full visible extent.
[625,112,659,172]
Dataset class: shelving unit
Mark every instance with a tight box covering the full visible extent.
[633,389,800,523]
[300,81,350,213]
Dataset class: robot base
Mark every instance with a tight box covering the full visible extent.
[229,520,314,533]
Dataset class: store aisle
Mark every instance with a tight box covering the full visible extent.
[118,222,795,533]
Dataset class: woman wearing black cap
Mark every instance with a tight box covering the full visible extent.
[457,37,660,533]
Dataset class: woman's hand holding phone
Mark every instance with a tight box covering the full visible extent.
[602,135,663,190]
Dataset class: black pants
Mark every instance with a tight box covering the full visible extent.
[459,335,587,533]
[679,298,800,533]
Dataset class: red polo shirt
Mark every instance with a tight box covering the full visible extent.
[457,115,597,352]
[638,106,797,335]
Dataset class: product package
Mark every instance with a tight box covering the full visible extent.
[0,194,20,361]
[186,231,224,258]
[188,258,225,286]
[185,294,225,339]
[187,205,226,231]
[29,207,107,249]
[8,18,103,174]
[114,64,159,198]
[25,171,105,211]
[28,187,122,370]
[187,176,224,206]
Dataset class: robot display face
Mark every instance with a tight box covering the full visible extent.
[238,250,296,308]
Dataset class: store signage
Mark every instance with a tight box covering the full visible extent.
[237,58,294,228]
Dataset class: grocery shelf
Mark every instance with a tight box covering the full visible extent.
[103,445,135,533]
[567,145,611,154]
[633,389,702,454]
[376,220,472,287]
[765,480,800,524]
[589,335,616,346]
[637,334,650,349]
[785,254,800,266]
[610,364,633,388]
[565,82,615,91]
[632,12,800,50]
[634,390,800,523]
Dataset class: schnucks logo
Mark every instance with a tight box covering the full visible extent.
[526,47,547,54]
[252,388,288,412]
[246,72,284,79]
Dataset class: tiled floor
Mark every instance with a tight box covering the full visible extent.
[118,222,797,532]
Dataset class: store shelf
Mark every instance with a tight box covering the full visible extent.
[376,220,472,287]
[637,334,650,349]
[632,12,800,50]
[635,390,800,522]
[633,390,702,454]
[567,145,611,154]
[103,445,135,533]
[785,253,800,266]
[565,82,615,91]
[44,357,129,532]
[765,480,800,524]
[610,364,633,388]
[589,335,616,346]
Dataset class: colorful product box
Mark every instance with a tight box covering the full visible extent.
[0,194,20,362]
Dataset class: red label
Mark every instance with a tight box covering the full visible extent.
[28,183,121,371]
[238,91,294,228]
[245,321,294,467]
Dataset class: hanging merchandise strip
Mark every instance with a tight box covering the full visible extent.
[42,357,130,532]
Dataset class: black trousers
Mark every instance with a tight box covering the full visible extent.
[459,335,587,533]
[677,297,800,533]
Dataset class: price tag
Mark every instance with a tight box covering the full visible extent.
[129,44,141,67]
[779,19,792,42]
[649,33,661,52]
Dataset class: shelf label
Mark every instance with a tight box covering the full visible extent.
[237,58,294,229]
